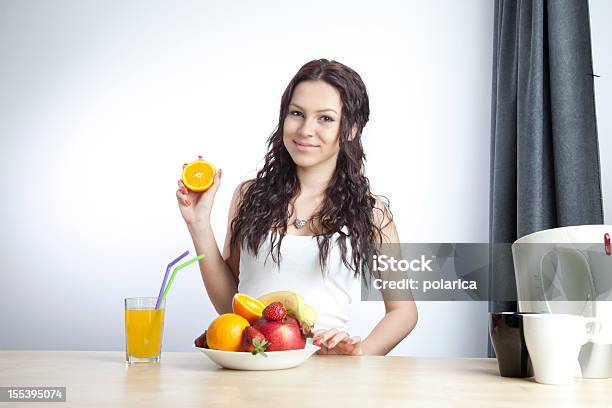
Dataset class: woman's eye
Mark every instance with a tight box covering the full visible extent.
[290,111,303,117]
[321,116,334,122]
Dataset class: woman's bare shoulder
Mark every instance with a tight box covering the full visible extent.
[370,194,398,243]
[371,194,393,226]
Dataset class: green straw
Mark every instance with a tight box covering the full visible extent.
[161,254,205,301]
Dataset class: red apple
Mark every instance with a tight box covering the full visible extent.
[252,316,306,351]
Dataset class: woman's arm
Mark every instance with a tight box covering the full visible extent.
[359,301,418,356]
[178,174,249,315]
[359,201,418,355]
[314,198,418,356]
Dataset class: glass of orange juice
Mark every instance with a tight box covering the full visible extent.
[124,297,166,364]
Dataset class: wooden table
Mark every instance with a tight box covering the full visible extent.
[1,351,610,407]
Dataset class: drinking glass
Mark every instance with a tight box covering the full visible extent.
[124,297,165,364]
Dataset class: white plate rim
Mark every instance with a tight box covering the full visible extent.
[193,342,320,355]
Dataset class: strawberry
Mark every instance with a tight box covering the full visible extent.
[242,326,269,356]
[262,301,286,321]
[194,330,208,349]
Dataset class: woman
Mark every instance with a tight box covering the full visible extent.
[176,59,417,355]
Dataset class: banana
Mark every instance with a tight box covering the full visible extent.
[258,291,317,334]
[300,304,317,332]
[259,290,302,313]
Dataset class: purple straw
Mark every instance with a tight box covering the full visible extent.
[155,250,190,309]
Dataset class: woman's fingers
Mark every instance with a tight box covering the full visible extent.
[312,329,358,349]
[177,183,190,200]
[176,188,191,206]
[327,331,350,348]
[313,328,337,344]
[316,347,331,355]
[343,336,361,345]
[311,329,326,338]
[312,330,362,355]
[177,179,188,193]
[312,329,338,347]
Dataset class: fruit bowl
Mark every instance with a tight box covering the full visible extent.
[194,338,320,371]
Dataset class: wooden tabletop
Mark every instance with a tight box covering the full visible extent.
[1,351,611,407]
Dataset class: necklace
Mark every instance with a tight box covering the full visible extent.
[293,218,308,229]
[288,204,309,229]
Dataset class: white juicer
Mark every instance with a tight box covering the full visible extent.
[512,225,612,379]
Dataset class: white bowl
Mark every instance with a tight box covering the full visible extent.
[194,338,320,370]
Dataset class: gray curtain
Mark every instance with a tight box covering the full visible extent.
[489,0,604,355]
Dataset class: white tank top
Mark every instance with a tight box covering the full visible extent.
[238,229,361,332]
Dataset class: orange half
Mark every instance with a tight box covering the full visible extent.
[232,293,266,324]
[182,160,216,192]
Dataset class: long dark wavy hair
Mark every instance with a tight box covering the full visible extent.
[230,59,390,282]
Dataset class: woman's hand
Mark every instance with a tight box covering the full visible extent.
[312,328,364,356]
[176,155,222,226]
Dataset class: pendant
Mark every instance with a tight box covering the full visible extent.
[293,218,307,229]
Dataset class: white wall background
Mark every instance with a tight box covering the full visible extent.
[2,0,606,356]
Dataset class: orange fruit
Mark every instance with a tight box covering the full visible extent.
[206,313,250,352]
[232,293,266,324]
[182,160,216,192]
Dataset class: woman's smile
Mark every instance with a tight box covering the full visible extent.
[293,140,320,151]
